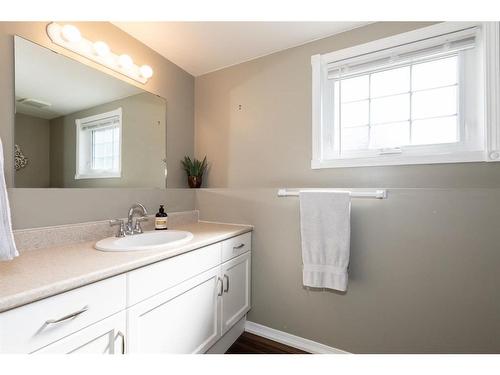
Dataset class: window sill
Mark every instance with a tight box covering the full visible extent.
[75,173,121,180]
[311,150,486,169]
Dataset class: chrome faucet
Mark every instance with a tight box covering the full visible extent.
[126,203,148,235]
[109,203,148,237]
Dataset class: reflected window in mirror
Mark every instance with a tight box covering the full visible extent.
[76,108,122,179]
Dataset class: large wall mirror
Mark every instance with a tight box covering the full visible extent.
[14,36,167,188]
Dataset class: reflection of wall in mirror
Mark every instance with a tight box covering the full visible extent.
[14,113,51,188]
[15,92,166,188]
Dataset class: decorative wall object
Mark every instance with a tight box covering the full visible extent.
[14,144,28,171]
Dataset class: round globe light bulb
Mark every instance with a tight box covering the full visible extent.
[139,65,153,79]
[61,24,81,43]
[93,41,110,57]
[118,54,134,70]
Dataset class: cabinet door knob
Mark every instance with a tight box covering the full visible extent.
[233,243,245,250]
[45,305,89,325]
[223,274,230,293]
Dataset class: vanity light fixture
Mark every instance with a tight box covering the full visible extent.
[118,54,134,70]
[46,22,153,84]
[61,24,81,43]
[93,41,110,57]
[139,64,154,79]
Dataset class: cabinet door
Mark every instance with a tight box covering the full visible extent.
[127,267,221,354]
[34,311,126,354]
[221,252,251,334]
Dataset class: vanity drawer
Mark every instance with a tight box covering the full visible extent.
[222,232,251,262]
[0,274,126,353]
[127,243,222,306]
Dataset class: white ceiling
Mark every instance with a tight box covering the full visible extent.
[15,36,143,120]
[113,22,369,76]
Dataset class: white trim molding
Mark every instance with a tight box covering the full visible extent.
[484,22,500,161]
[244,321,350,354]
[311,21,500,169]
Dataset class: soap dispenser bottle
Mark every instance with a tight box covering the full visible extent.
[155,205,168,230]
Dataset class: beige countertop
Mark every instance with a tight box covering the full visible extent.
[0,221,252,313]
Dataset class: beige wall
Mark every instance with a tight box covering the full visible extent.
[10,188,195,229]
[50,93,166,188]
[14,113,50,188]
[197,188,500,353]
[195,22,500,353]
[0,22,196,228]
[195,22,500,189]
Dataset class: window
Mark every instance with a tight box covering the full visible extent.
[75,108,122,179]
[312,22,500,168]
[336,56,459,151]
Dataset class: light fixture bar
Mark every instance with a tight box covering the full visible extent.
[46,22,153,84]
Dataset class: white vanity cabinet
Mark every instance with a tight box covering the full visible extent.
[0,231,252,354]
[127,233,252,354]
[34,312,126,354]
[0,274,126,353]
[127,267,221,353]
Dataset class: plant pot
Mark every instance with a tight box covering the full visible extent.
[188,175,202,188]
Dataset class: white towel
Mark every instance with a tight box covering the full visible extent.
[0,138,18,261]
[299,191,351,291]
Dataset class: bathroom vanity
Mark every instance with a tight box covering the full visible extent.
[2,35,252,354]
[0,220,252,354]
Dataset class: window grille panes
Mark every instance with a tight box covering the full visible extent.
[334,54,460,152]
[91,126,120,171]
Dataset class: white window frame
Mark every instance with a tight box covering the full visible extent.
[311,22,500,169]
[75,108,122,179]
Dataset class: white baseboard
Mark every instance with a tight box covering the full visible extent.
[244,321,350,354]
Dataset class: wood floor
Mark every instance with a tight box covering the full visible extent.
[226,332,309,354]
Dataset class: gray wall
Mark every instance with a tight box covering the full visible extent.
[10,188,195,229]
[50,93,166,188]
[194,22,500,353]
[0,22,196,228]
[14,113,50,188]
[197,188,500,353]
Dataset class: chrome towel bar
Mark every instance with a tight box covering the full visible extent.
[277,188,387,199]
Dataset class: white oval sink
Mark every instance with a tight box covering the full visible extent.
[95,230,194,252]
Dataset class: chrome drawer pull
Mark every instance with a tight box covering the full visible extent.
[223,274,230,293]
[116,331,126,354]
[45,306,89,325]
[233,243,245,250]
[217,277,223,296]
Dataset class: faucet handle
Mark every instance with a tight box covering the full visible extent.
[133,216,148,234]
[110,219,126,238]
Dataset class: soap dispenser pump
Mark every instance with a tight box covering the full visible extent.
[155,205,168,230]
